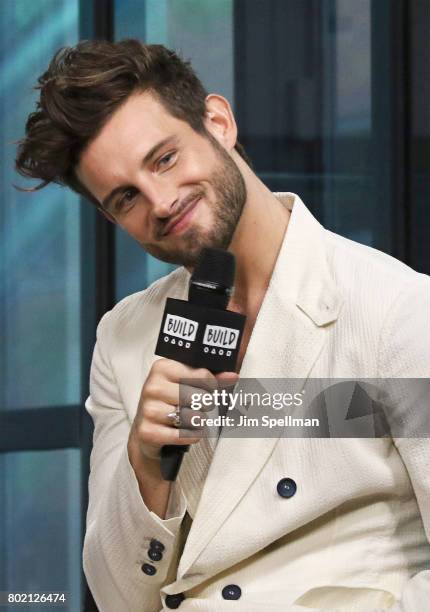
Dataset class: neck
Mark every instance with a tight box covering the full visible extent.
[227,159,291,315]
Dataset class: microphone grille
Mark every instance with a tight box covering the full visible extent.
[191,248,235,290]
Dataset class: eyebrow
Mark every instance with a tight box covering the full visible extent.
[101,135,178,211]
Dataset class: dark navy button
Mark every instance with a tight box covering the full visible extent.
[148,548,163,562]
[165,593,185,609]
[149,538,165,552]
[277,477,297,498]
[141,563,157,576]
[222,584,242,600]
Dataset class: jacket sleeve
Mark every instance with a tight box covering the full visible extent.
[83,311,187,612]
[374,275,430,611]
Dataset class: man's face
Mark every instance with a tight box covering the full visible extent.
[76,91,247,267]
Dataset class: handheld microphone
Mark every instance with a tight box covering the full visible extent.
[155,248,246,480]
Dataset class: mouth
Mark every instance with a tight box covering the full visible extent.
[163,196,201,237]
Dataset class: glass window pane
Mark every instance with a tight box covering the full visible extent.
[323,0,376,247]
[115,0,233,99]
[0,449,82,611]
[0,0,81,409]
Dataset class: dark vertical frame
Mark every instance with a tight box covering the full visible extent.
[371,0,410,262]
[408,0,430,275]
[79,3,115,609]
[320,0,338,229]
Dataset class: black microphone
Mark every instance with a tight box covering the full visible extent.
[155,248,246,480]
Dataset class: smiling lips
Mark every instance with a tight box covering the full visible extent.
[163,196,201,236]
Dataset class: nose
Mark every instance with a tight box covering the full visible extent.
[143,176,179,219]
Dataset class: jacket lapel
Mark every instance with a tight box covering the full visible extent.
[175,194,343,581]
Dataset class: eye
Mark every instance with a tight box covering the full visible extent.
[116,188,137,211]
[157,151,176,170]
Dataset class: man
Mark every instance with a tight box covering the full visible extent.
[16,39,430,611]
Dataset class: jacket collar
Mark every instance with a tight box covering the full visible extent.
[272,192,343,327]
[232,192,343,379]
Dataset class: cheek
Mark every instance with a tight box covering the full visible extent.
[186,197,215,234]
[119,208,151,240]
[183,147,218,179]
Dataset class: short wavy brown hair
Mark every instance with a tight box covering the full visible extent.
[15,38,251,207]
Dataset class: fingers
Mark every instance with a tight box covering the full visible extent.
[216,371,240,384]
[132,359,241,460]
[152,358,218,388]
[139,420,203,446]
[145,359,239,411]
[173,407,206,431]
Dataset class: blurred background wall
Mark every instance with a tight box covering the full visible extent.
[0,1,429,610]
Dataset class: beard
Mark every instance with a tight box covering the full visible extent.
[144,137,247,268]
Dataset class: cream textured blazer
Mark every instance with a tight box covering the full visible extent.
[83,194,430,612]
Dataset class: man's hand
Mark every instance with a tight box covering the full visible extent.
[126,358,238,517]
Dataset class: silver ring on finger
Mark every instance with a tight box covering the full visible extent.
[167,405,182,429]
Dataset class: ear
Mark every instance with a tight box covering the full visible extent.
[203,94,237,151]
[97,206,117,224]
